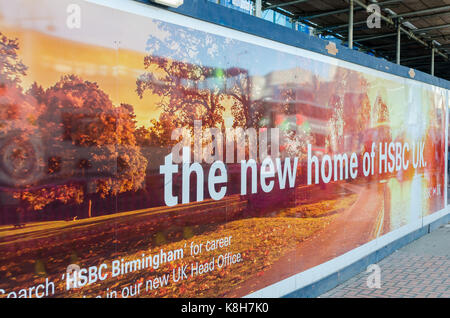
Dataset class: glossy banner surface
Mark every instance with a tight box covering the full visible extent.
[0,0,446,298]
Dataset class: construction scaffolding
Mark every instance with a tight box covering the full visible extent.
[247,0,450,80]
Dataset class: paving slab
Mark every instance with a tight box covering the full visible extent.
[320,221,450,298]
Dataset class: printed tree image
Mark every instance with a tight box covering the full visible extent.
[0,32,43,214]
[227,66,266,129]
[32,75,148,204]
[278,83,313,161]
[371,94,391,146]
[326,68,372,154]
[0,83,42,189]
[365,94,392,182]
[135,112,180,171]
[0,32,47,223]
[422,90,445,213]
[0,32,149,219]
[255,70,320,163]
[0,32,27,87]
[136,21,229,129]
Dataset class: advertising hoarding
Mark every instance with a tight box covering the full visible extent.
[0,0,447,298]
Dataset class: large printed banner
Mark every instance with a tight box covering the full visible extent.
[0,0,446,298]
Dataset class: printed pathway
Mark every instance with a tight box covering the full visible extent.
[227,181,385,297]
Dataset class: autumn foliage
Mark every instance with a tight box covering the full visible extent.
[0,32,147,217]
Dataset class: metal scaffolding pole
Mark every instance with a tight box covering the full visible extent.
[265,0,310,10]
[392,5,450,19]
[431,48,435,76]
[348,0,354,49]
[353,32,397,42]
[401,55,431,62]
[413,23,450,33]
[396,24,401,64]
[255,0,262,18]
[318,9,450,32]
[299,0,401,20]
[352,0,448,60]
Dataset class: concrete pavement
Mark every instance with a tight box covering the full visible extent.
[320,220,450,298]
